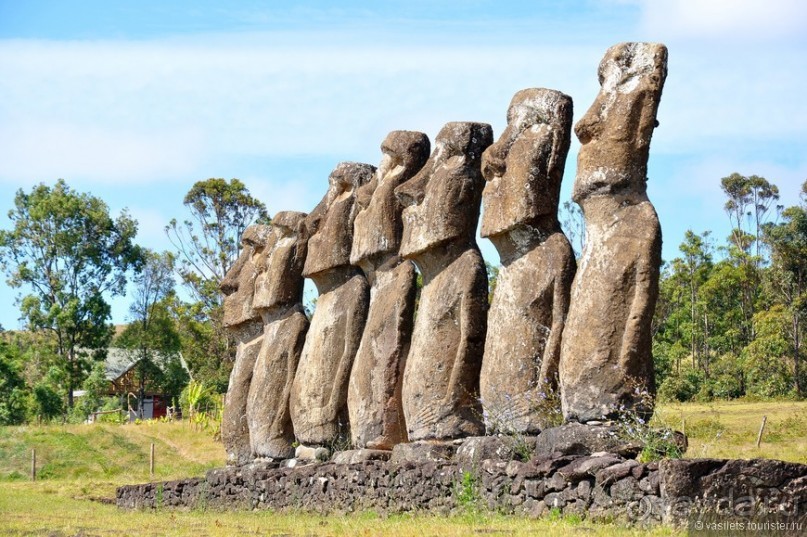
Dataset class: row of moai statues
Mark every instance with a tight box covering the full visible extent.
[219,42,668,464]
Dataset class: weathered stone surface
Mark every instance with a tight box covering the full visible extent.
[390,440,459,463]
[302,162,376,277]
[559,42,668,422]
[533,423,643,458]
[455,436,523,466]
[557,455,625,483]
[395,122,493,441]
[659,458,807,521]
[220,225,271,465]
[332,449,392,465]
[348,131,429,450]
[248,310,307,460]
[117,454,807,530]
[479,88,576,435]
[247,211,309,461]
[291,162,374,446]
[295,444,330,461]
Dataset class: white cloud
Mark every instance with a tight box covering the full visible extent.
[0,36,600,186]
[0,121,205,185]
[636,0,807,41]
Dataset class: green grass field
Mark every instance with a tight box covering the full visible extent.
[1,400,805,536]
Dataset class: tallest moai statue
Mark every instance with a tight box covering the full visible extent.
[559,43,668,423]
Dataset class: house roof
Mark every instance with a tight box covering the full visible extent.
[104,347,188,382]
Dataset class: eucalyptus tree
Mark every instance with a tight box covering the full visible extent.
[165,178,268,389]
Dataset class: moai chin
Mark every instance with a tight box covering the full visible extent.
[246,211,310,460]
[559,42,667,423]
[395,121,493,441]
[479,88,576,434]
[290,162,374,446]
[220,224,271,465]
[347,131,430,450]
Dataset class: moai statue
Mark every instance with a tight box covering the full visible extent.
[247,211,310,460]
[220,225,271,465]
[559,42,668,422]
[478,88,576,434]
[290,162,375,446]
[395,122,493,441]
[348,131,430,450]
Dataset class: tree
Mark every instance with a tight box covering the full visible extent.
[0,179,142,408]
[673,231,714,369]
[0,340,27,425]
[165,179,268,388]
[166,178,269,308]
[762,200,807,397]
[720,173,780,346]
[116,250,184,414]
[721,173,780,259]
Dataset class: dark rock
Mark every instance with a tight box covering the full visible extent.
[455,436,519,466]
[556,454,625,482]
[595,459,640,487]
[533,423,642,457]
[332,449,392,465]
[390,441,458,463]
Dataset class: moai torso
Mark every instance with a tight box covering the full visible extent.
[347,131,430,450]
[246,211,309,460]
[395,122,493,441]
[479,89,576,434]
[559,42,667,423]
[290,162,374,446]
[220,225,270,465]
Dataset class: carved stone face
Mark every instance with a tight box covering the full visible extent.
[221,225,271,328]
[480,88,573,237]
[350,131,430,266]
[252,211,308,311]
[572,42,668,203]
[395,122,493,258]
[303,162,375,277]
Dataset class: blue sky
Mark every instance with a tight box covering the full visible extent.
[1,1,806,329]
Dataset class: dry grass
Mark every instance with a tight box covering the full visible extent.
[3,399,806,536]
[655,400,807,463]
[0,482,681,536]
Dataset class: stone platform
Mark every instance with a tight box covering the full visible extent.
[117,452,807,529]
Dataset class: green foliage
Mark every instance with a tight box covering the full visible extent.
[615,383,684,462]
[73,360,109,422]
[651,172,807,402]
[0,179,142,408]
[657,364,702,403]
[453,470,480,511]
[116,250,187,406]
[0,341,27,425]
[166,178,268,308]
[32,382,64,422]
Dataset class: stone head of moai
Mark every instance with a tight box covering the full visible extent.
[302,162,376,282]
[480,88,573,239]
[220,224,271,332]
[395,122,493,263]
[573,42,668,203]
[252,211,308,313]
[350,131,430,273]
